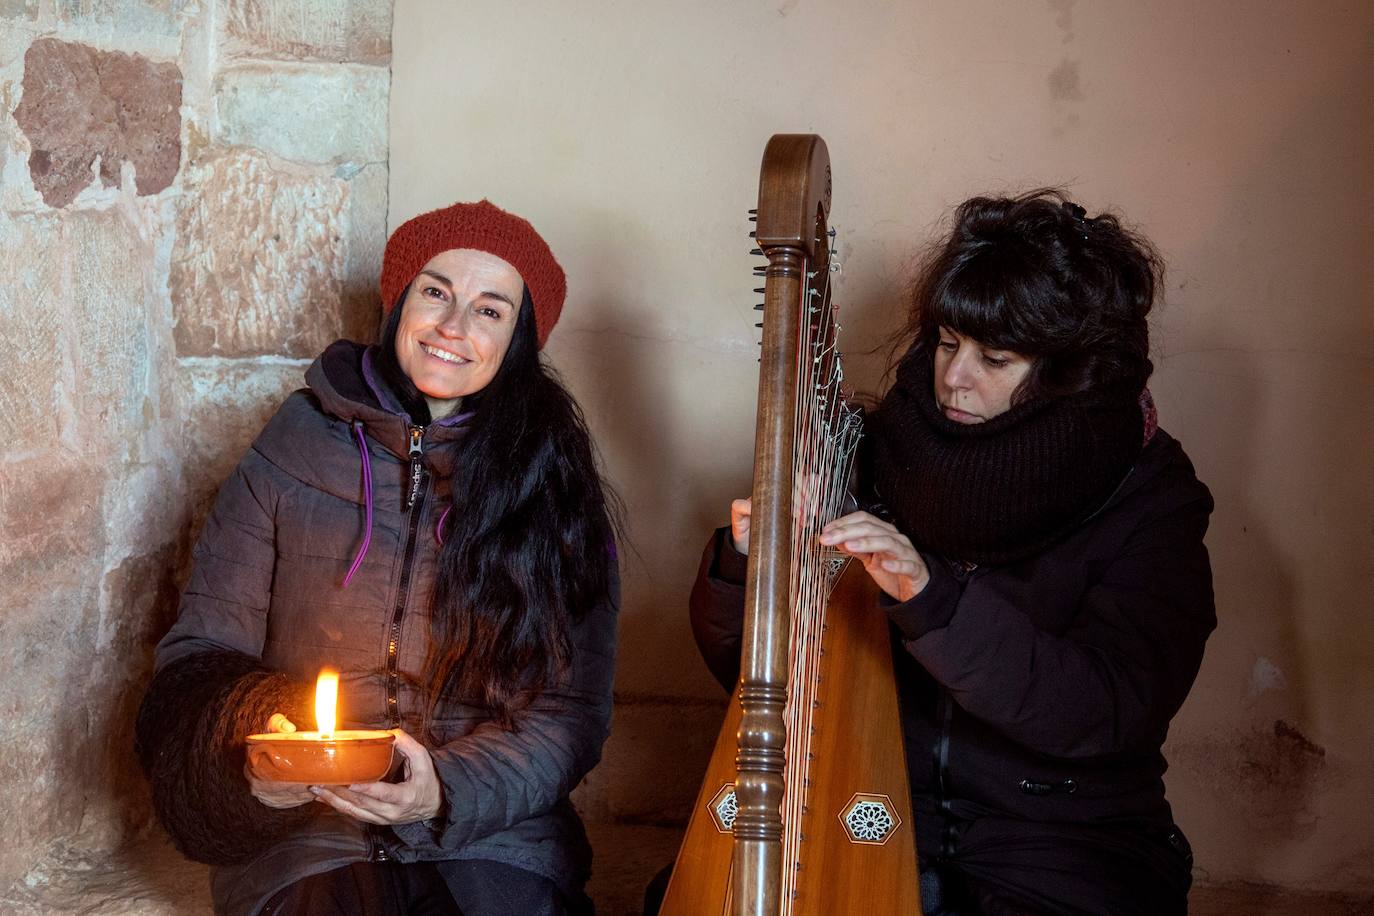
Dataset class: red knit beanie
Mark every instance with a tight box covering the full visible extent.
[379,200,567,348]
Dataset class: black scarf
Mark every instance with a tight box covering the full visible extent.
[864,348,1144,566]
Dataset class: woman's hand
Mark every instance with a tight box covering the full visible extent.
[311,729,444,826]
[245,713,315,809]
[820,511,930,603]
[730,498,752,555]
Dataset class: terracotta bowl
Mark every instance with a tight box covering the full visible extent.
[245,730,395,785]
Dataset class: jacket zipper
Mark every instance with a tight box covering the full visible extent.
[935,690,956,857]
[386,424,428,728]
[405,425,425,510]
[369,827,391,862]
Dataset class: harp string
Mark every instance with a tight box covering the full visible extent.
[776,231,862,909]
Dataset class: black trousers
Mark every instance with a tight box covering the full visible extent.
[261,859,591,916]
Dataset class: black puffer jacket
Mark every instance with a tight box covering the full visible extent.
[690,428,1213,916]
[137,341,618,916]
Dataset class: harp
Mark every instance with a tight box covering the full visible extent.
[662,135,921,915]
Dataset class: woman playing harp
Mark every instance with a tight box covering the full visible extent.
[692,190,1215,915]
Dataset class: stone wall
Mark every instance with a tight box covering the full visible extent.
[0,0,392,894]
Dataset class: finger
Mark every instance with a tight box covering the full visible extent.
[311,786,390,825]
[344,780,408,803]
[823,510,885,530]
[880,558,922,575]
[820,517,899,544]
[831,535,913,557]
[388,731,434,775]
[731,498,752,518]
[390,728,423,755]
[821,514,897,538]
[267,713,296,734]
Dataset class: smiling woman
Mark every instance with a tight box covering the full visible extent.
[136,200,618,916]
[393,249,524,416]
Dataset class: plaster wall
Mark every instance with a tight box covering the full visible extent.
[0,0,392,897]
[389,0,1374,896]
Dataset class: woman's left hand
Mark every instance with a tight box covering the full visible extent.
[311,729,444,826]
[820,511,930,603]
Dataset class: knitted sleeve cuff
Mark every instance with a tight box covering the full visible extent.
[135,650,315,865]
[881,552,962,640]
[710,526,750,585]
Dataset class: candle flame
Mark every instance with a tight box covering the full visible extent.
[315,669,338,740]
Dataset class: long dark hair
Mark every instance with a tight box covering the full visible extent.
[376,288,620,729]
[895,188,1163,403]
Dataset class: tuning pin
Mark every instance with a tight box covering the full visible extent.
[827,227,837,237]
[755,322,763,328]
[748,208,758,214]
[754,287,765,294]
[754,303,764,310]
[749,248,763,256]
[753,268,766,276]
[748,231,756,238]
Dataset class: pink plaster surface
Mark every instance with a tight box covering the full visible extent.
[13,37,181,207]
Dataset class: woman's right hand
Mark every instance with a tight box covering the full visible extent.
[730,498,752,555]
[245,713,316,809]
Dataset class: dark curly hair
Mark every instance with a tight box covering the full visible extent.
[897,188,1163,403]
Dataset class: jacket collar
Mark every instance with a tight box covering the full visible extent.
[306,340,473,465]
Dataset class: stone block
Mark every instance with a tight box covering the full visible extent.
[0,0,39,21]
[223,0,392,64]
[0,452,107,890]
[0,209,156,452]
[173,357,308,508]
[342,160,386,327]
[53,0,191,39]
[74,545,184,852]
[575,696,725,825]
[170,148,356,357]
[215,64,388,165]
[13,37,181,208]
[0,834,212,915]
[582,822,682,916]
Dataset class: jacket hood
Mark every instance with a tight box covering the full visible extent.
[304,339,473,465]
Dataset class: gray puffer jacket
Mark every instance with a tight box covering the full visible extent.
[139,340,619,916]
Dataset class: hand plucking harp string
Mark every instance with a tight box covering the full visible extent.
[729,497,930,603]
[728,470,829,556]
[819,512,930,602]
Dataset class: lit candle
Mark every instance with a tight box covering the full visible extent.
[246,668,395,784]
[316,669,339,740]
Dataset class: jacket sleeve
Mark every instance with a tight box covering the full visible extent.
[392,563,621,851]
[688,526,749,693]
[135,450,315,863]
[155,450,281,668]
[892,485,1216,759]
[135,649,313,865]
